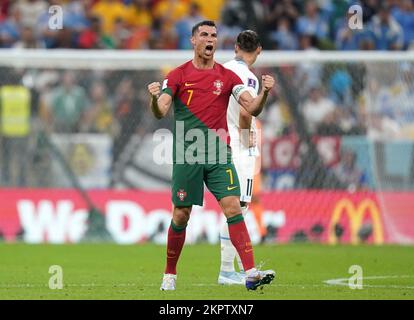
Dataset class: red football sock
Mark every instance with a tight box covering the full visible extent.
[164,221,186,275]
[227,214,255,271]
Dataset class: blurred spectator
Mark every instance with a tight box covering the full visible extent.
[0,0,411,52]
[123,0,152,49]
[37,70,60,126]
[294,37,322,99]
[91,0,129,35]
[149,18,178,49]
[261,97,292,139]
[264,0,300,31]
[48,71,88,133]
[391,0,414,49]
[175,2,205,50]
[0,1,11,21]
[296,0,329,41]
[217,3,243,50]
[328,69,353,107]
[335,9,369,50]
[328,0,354,38]
[368,2,404,50]
[0,71,31,187]
[125,0,152,29]
[297,32,319,50]
[83,81,118,135]
[150,1,184,49]
[13,25,45,48]
[192,0,225,21]
[111,17,131,49]
[316,109,345,136]
[36,0,81,49]
[15,0,47,29]
[302,85,336,133]
[63,0,90,33]
[78,16,115,49]
[367,112,402,140]
[269,17,298,50]
[152,0,188,24]
[370,62,414,130]
[337,107,366,135]
[220,0,265,33]
[397,62,414,125]
[113,77,144,160]
[0,5,21,48]
[332,149,367,191]
[360,0,380,23]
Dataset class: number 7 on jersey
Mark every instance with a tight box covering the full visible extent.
[187,89,194,106]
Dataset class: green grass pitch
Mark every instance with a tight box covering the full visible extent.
[0,243,413,300]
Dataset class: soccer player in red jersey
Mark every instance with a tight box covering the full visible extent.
[147,20,275,291]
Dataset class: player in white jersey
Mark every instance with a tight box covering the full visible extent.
[218,30,264,285]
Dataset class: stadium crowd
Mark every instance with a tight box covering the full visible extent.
[0,0,414,50]
[1,0,414,190]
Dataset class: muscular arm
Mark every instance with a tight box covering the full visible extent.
[239,106,253,148]
[237,74,274,117]
[239,106,252,130]
[151,93,172,119]
[238,89,269,117]
[148,82,172,119]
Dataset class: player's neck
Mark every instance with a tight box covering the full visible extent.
[192,57,215,70]
[235,54,254,68]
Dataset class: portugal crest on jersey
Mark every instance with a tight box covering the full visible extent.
[213,79,224,95]
[177,189,187,201]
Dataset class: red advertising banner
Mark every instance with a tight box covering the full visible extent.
[0,189,413,244]
[262,135,341,169]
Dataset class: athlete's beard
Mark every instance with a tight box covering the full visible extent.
[195,48,214,67]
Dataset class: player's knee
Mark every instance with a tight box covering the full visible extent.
[221,197,242,218]
[173,207,191,226]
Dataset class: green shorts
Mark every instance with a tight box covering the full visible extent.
[172,157,241,206]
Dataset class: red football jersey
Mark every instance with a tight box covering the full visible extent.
[162,60,247,147]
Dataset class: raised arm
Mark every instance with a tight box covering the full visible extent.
[239,105,253,148]
[147,82,173,119]
[237,75,274,117]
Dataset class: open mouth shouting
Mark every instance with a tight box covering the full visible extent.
[204,44,214,56]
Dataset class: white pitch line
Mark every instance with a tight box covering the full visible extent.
[1,276,414,290]
[324,275,414,289]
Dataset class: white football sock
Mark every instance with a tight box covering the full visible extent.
[219,216,237,273]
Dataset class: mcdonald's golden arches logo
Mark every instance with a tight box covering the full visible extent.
[328,198,384,245]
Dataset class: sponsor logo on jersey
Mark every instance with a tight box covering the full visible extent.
[213,79,224,95]
[247,78,256,88]
[185,82,196,87]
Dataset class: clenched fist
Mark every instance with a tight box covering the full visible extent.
[261,75,275,92]
[148,82,161,98]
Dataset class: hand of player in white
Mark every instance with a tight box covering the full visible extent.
[148,82,161,98]
[261,75,275,92]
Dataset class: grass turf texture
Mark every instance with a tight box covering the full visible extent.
[0,243,413,300]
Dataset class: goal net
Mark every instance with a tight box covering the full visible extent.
[0,49,413,244]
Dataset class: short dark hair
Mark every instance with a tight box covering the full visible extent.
[236,30,261,53]
[191,20,216,36]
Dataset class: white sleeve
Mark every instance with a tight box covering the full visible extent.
[232,84,250,102]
